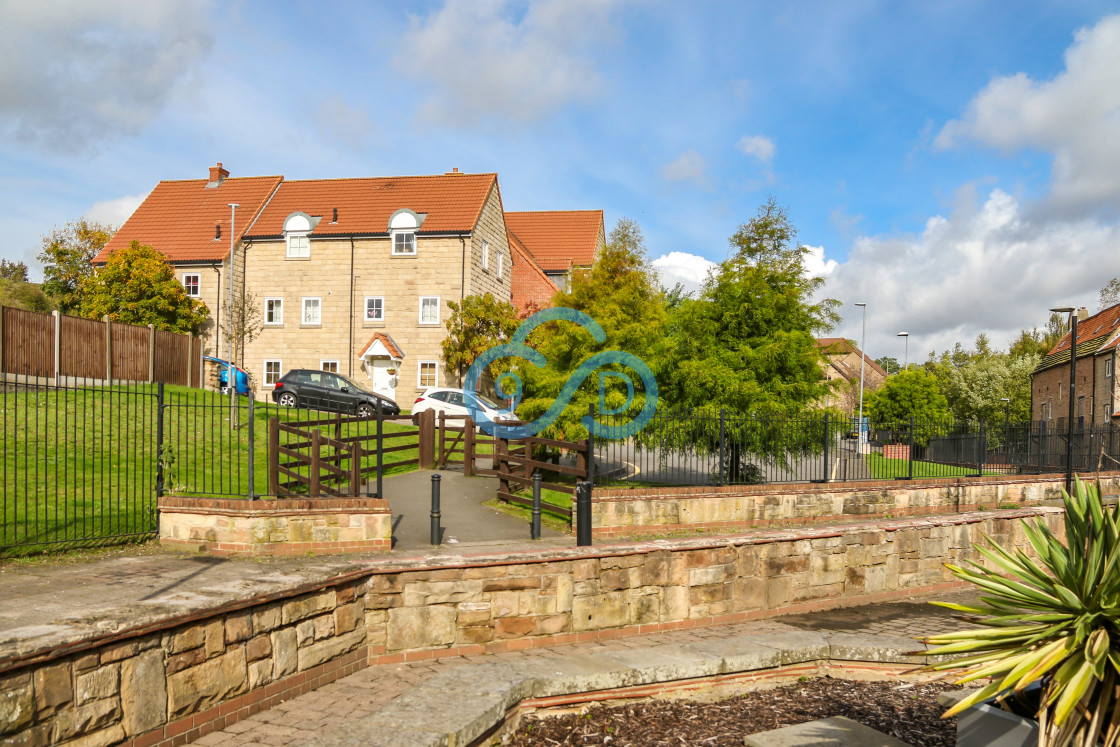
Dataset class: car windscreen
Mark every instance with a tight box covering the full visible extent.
[338,376,374,395]
[466,392,502,410]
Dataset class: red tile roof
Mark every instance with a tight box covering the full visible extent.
[246,173,497,238]
[94,175,283,264]
[508,230,559,313]
[504,210,604,269]
[815,338,889,378]
[359,332,404,360]
[1048,306,1120,355]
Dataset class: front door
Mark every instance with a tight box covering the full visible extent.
[369,359,397,400]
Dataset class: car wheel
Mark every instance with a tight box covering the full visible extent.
[278,392,297,408]
[357,403,374,419]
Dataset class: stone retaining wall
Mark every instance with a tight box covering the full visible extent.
[590,472,1117,538]
[158,497,392,556]
[0,507,1063,747]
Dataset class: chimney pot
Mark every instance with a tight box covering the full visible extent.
[446,167,460,175]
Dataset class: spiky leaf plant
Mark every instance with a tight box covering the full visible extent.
[922,477,1120,746]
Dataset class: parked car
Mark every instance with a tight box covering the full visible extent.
[411,388,517,424]
[271,369,401,417]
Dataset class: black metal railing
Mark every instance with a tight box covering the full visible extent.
[592,407,1117,488]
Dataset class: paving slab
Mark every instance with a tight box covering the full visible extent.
[744,715,913,747]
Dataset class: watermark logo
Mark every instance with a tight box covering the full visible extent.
[462,308,658,439]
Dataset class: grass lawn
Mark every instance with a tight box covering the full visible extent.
[864,452,997,479]
[2,382,421,555]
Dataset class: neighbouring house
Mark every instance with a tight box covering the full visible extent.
[815,338,889,414]
[1031,305,1120,426]
[95,164,599,406]
[504,210,605,292]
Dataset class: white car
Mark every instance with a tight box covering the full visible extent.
[411,388,518,424]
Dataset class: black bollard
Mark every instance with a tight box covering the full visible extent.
[576,480,592,547]
[531,472,542,540]
[430,473,441,547]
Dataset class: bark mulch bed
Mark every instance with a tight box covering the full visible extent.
[508,677,958,746]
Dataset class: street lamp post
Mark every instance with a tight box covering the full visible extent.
[897,332,909,370]
[855,303,867,448]
[226,203,240,399]
[1050,306,1078,495]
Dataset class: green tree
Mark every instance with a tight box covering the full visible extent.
[76,242,209,333]
[516,218,666,439]
[662,197,839,414]
[864,369,950,423]
[941,353,1039,423]
[875,356,900,375]
[0,259,29,281]
[1009,313,1066,359]
[37,219,114,312]
[442,293,521,385]
[1101,277,1120,311]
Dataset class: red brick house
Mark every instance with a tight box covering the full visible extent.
[1031,305,1120,425]
[814,338,888,414]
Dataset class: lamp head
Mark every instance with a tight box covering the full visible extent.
[1049,306,1075,314]
[897,332,908,337]
[854,302,866,307]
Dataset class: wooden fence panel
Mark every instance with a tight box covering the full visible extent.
[3,307,53,376]
[110,323,149,382]
[59,315,107,379]
[153,329,188,386]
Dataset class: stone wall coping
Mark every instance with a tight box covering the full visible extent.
[594,471,1120,502]
[301,631,950,747]
[0,506,1062,674]
[158,497,391,513]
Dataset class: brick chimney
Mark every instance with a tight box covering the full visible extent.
[445,167,461,175]
[206,162,230,188]
[1079,307,1090,322]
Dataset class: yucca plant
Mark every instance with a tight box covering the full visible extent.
[922,476,1120,746]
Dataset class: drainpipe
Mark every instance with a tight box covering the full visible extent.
[349,237,356,378]
[459,233,467,386]
[211,264,222,363]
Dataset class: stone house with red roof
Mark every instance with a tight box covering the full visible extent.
[1031,305,1120,425]
[96,164,589,405]
[814,338,889,414]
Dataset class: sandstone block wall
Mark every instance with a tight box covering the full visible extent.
[591,473,1118,537]
[157,497,392,556]
[0,508,1063,747]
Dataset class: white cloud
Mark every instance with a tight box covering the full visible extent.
[84,192,148,228]
[314,95,375,152]
[736,134,775,164]
[652,251,716,295]
[0,1,212,152]
[936,14,1120,213]
[802,245,837,278]
[660,149,708,186]
[395,0,621,127]
[823,187,1118,361]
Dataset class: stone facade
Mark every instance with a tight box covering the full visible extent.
[1033,351,1099,423]
[157,497,392,556]
[0,509,1062,746]
[589,473,1119,538]
[240,185,513,405]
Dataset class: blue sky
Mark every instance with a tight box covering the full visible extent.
[2,1,1119,363]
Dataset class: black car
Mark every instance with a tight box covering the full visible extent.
[271,370,401,417]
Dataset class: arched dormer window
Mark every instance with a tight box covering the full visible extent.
[284,212,315,258]
[389,209,424,256]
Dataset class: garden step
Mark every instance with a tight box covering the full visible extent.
[743,715,911,746]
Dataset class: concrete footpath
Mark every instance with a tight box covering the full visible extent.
[195,589,980,746]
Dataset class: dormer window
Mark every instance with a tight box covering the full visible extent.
[284,213,314,259]
[388,209,424,256]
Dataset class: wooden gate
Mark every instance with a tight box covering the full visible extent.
[470,430,590,521]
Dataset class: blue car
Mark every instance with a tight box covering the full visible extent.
[204,356,250,395]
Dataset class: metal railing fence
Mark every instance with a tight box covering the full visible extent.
[593,407,1120,488]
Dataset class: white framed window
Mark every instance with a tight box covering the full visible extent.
[182,273,200,297]
[264,360,282,386]
[392,231,416,255]
[321,360,339,374]
[419,296,440,325]
[287,234,310,258]
[497,251,503,279]
[418,361,438,388]
[481,240,489,270]
[302,297,321,325]
[1108,359,1113,378]
[264,297,283,325]
[364,296,384,322]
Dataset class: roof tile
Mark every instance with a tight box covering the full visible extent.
[505,210,604,268]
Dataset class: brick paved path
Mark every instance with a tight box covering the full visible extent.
[192,589,980,746]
